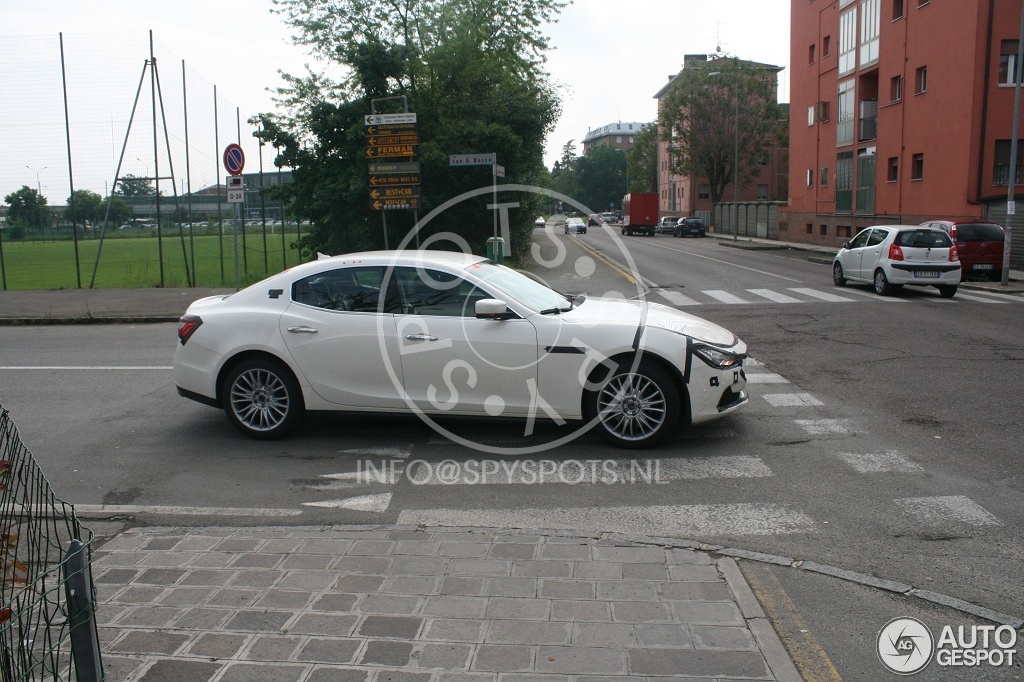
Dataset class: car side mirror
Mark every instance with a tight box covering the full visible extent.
[842,241,851,250]
[475,298,514,320]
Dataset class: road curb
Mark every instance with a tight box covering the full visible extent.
[0,315,178,326]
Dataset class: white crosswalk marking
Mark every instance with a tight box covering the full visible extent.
[953,292,1009,304]
[836,450,923,473]
[795,418,854,435]
[657,290,701,306]
[895,495,1002,527]
[746,288,803,303]
[703,290,751,304]
[836,288,909,302]
[962,288,1024,301]
[763,393,823,407]
[787,288,856,302]
[744,372,789,384]
[302,493,393,511]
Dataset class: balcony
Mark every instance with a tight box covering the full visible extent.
[993,164,1022,186]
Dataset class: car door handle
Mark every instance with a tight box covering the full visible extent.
[287,326,319,334]
[405,333,438,341]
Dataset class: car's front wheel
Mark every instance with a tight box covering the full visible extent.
[588,360,680,449]
[873,269,893,296]
[833,262,847,286]
[938,284,958,298]
[222,358,304,440]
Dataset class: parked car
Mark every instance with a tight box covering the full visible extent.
[535,216,546,227]
[564,217,587,234]
[674,218,706,238]
[173,250,748,447]
[832,225,961,297]
[656,217,678,234]
[921,220,1005,280]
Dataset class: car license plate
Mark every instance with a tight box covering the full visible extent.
[914,271,940,278]
[972,264,994,270]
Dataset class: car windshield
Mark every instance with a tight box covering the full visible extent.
[465,261,571,313]
[895,230,952,248]
[957,223,1004,241]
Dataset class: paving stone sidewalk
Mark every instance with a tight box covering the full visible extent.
[93,525,801,681]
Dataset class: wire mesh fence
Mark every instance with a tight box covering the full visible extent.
[0,32,301,291]
[0,405,98,681]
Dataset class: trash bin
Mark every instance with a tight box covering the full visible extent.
[486,237,505,263]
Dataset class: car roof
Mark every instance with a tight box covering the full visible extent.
[277,250,488,280]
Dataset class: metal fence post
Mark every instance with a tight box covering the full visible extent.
[64,539,102,682]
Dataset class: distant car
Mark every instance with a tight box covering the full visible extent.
[832,225,961,297]
[921,220,1005,281]
[564,217,587,234]
[172,250,748,447]
[674,218,705,238]
[600,212,618,224]
[656,217,678,234]
[588,214,602,226]
[535,216,546,227]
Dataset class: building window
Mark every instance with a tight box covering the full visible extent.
[820,224,828,236]
[757,184,769,200]
[856,147,876,214]
[836,151,854,212]
[838,225,852,238]
[1000,41,1021,86]
[912,153,924,180]
[839,8,857,75]
[616,136,622,143]
[890,75,903,103]
[698,184,710,200]
[809,44,816,64]
[893,0,904,20]
[992,140,1023,185]
[806,169,814,188]
[860,0,880,66]
[915,66,927,94]
[888,156,899,182]
[837,80,855,146]
[808,105,816,126]
[823,35,832,57]
[756,153,770,166]
[821,166,829,187]
[806,223,814,234]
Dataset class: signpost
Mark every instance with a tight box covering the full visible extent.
[367,105,421,247]
[450,152,504,259]
[222,144,246,290]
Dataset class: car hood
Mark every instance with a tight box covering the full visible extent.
[560,297,739,347]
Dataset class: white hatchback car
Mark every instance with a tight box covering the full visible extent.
[174,251,748,448]
[832,226,961,297]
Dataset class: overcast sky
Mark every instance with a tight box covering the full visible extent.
[2,0,789,201]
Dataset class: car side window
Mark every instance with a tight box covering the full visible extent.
[394,267,492,317]
[849,230,871,249]
[867,229,888,247]
[292,266,400,313]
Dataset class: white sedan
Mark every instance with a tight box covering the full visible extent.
[832,225,961,297]
[173,251,748,448]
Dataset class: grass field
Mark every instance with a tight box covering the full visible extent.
[0,226,303,290]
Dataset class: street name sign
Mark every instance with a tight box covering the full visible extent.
[449,153,496,166]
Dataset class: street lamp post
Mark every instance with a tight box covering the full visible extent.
[25,165,46,233]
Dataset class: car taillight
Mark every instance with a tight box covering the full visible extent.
[888,244,904,261]
[178,314,202,345]
[949,245,959,262]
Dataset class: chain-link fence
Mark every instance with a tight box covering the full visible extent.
[0,32,301,291]
[1,405,99,681]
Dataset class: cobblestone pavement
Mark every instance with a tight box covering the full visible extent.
[94,525,801,681]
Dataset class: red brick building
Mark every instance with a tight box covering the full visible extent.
[788,0,1024,266]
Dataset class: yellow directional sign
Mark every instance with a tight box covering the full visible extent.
[367,134,420,146]
[366,122,418,135]
[370,196,422,211]
[370,187,421,200]
[369,174,421,187]
[365,144,418,159]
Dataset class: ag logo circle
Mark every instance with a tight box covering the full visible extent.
[877,617,933,675]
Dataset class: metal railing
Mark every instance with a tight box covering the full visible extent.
[0,406,100,681]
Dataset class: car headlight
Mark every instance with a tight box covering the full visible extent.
[692,343,744,369]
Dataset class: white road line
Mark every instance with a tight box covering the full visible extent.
[0,366,173,370]
[657,290,701,306]
[894,495,1002,527]
[960,288,1023,301]
[398,502,816,536]
[787,288,856,303]
[641,243,804,282]
[746,289,803,304]
[835,450,923,474]
[338,446,413,459]
[745,358,763,367]
[954,292,1009,304]
[762,393,823,407]
[744,372,790,384]
[302,493,393,512]
[703,290,751,304]
[73,504,302,517]
[794,418,854,435]
[835,288,909,302]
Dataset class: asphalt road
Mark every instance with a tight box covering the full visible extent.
[1,224,1022,679]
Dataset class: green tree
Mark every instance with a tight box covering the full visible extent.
[3,186,49,229]
[260,0,569,262]
[114,174,155,197]
[627,123,658,193]
[576,145,627,212]
[658,57,784,205]
[64,189,103,225]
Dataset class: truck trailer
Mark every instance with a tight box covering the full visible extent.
[621,193,658,236]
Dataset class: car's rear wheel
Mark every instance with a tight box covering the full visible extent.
[833,262,847,287]
[873,269,893,296]
[222,358,304,440]
[588,360,680,449]
[938,284,958,298]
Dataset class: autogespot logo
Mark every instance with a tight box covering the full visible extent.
[878,617,934,675]
[374,184,648,456]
